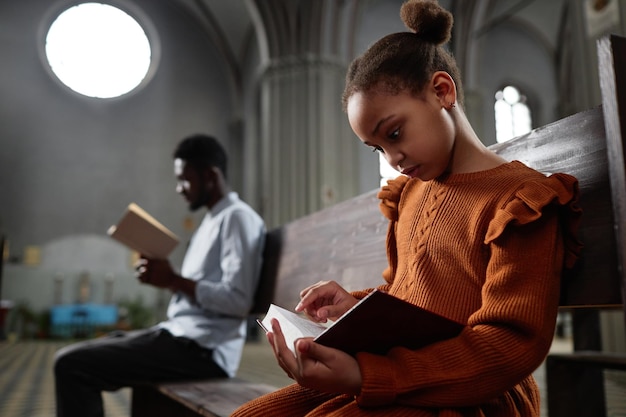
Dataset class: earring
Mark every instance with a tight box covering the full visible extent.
[448,102,456,109]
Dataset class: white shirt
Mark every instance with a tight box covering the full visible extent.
[158,192,265,376]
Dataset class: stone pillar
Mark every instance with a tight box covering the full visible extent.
[77,271,90,304]
[104,273,114,305]
[53,273,64,305]
[247,0,362,227]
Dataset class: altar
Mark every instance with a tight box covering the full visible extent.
[50,303,118,338]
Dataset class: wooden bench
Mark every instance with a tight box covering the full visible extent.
[130,34,626,417]
[544,34,626,417]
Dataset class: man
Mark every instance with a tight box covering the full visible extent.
[54,134,266,417]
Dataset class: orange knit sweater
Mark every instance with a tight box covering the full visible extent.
[232,161,582,417]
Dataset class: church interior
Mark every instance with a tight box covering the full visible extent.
[0,1,625,416]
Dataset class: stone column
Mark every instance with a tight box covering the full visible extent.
[247,0,362,227]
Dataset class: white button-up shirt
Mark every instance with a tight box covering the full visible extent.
[158,192,265,376]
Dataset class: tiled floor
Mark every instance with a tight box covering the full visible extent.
[0,337,624,417]
[0,341,129,417]
[0,339,290,417]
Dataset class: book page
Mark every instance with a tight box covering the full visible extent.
[259,304,330,353]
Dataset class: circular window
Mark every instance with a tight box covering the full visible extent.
[44,2,153,99]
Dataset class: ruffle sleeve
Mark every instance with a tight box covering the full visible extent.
[377,175,410,221]
[377,175,409,285]
[485,173,583,269]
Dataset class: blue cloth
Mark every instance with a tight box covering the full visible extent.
[50,304,118,338]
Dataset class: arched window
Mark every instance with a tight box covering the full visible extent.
[44,2,154,99]
[494,85,532,143]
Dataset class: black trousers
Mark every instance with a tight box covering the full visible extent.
[54,328,228,417]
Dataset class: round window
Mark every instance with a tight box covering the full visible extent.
[44,2,153,99]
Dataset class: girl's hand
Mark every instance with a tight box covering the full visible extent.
[267,318,362,395]
[295,281,359,322]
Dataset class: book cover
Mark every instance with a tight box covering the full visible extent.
[107,203,180,260]
[259,289,464,356]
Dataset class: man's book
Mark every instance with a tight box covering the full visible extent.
[107,203,180,259]
[258,289,464,356]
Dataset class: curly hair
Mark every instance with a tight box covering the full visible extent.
[173,134,228,179]
[342,0,463,111]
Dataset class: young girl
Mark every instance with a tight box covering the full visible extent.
[232,0,582,415]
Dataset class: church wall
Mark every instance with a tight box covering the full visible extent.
[0,0,237,317]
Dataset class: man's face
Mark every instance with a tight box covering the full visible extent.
[174,158,210,211]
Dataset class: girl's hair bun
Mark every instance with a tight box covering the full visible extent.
[400,0,453,45]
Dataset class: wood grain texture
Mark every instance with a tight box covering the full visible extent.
[598,34,626,317]
[546,34,626,417]
[157,379,277,417]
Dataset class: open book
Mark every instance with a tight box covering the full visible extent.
[258,289,464,356]
[107,203,180,259]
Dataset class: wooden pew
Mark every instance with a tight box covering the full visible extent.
[130,34,626,417]
[544,34,626,417]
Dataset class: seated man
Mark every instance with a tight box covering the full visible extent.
[54,134,266,417]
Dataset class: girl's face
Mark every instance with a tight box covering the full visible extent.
[346,85,456,181]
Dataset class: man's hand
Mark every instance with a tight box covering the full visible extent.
[295,280,359,322]
[268,318,362,396]
[134,257,176,289]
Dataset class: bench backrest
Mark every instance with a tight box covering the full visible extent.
[491,106,619,308]
[253,35,626,325]
[254,190,387,313]
[598,34,626,315]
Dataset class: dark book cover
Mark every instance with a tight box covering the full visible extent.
[314,289,464,355]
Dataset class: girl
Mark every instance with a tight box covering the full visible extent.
[233,0,581,415]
